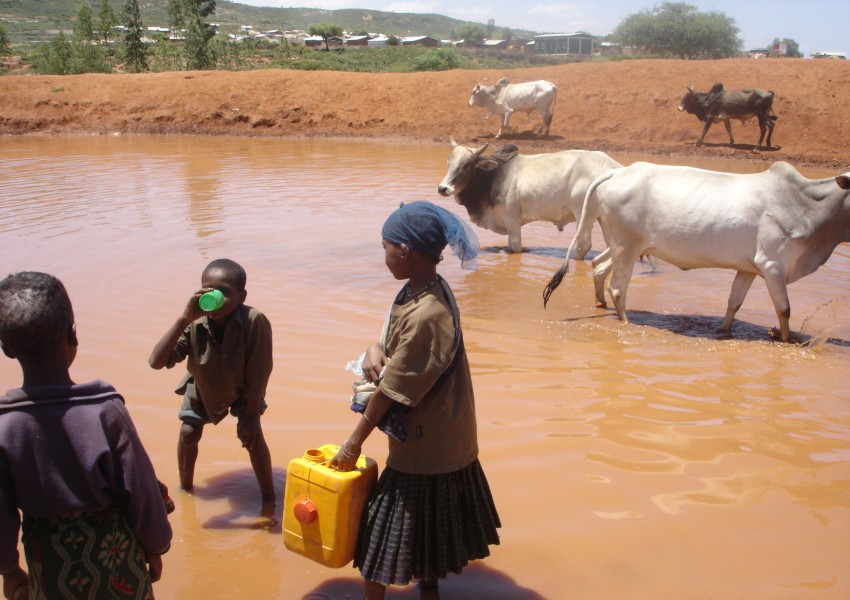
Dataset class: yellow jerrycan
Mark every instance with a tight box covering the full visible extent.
[283,444,378,568]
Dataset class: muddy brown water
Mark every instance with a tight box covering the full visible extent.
[1,136,848,600]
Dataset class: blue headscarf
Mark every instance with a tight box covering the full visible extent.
[381,201,479,270]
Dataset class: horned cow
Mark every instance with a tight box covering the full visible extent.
[437,139,621,256]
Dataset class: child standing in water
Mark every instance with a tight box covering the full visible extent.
[0,271,172,600]
[149,259,275,518]
[331,201,501,599]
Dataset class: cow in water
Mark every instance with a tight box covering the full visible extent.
[543,161,850,342]
[468,78,557,138]
[437,138,621,256]
[678,83,777,149]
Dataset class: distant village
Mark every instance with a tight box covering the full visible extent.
[116,24,602,57]
[113,24,846,60]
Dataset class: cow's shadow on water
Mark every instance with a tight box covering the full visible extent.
[567,308,850,347]
[481,245,603,260]
[697,141,782,152]
[301,562,546,599]
[472,131,564,143]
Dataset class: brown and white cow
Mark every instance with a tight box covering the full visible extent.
[543,161,850,342]
[437,139,621,256]
[468,78,557,138]
[678,83,777,149]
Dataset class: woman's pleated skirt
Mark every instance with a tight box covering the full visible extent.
[354,458,501,587]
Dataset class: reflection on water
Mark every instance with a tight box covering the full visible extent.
[1,136,848,599]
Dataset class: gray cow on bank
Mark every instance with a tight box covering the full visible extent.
[437,138,621,256]
[468,78,558,138]
[543,161,850,342]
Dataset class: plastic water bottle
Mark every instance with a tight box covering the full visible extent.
[199,289,224,312]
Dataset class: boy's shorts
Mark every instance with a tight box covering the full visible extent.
[178,393,268,425]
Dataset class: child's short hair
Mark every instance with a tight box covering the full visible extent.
[0,271,73,360]
[204,259,247,291]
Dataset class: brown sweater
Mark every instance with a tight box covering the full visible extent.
[380,282,478,475]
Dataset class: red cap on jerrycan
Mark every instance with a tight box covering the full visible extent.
[199,290,224,312]
[294,499,318,523]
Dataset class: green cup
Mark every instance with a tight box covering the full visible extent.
[199,289,225,312]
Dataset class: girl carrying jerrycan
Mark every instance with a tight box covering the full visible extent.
[331,201,501,599]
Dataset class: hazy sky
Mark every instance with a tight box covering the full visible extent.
[233,0,847,57]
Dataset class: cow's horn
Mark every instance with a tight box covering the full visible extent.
[473,143,489,157]
[450,136,458,148]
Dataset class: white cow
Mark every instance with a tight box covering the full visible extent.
[468,78,557,138]
[543,161,850,342]
[437,138,621,256]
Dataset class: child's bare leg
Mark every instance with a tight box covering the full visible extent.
[246,430,275,517]
[178,421,204,491]
[364,579,386,600]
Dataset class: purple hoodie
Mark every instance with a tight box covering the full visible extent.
[0,380,172,572]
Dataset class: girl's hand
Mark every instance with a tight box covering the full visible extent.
[329,440,361,472]
[362,344,388,382]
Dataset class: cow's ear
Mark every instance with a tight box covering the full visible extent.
[836,175,850,190]
[476,159,499,172]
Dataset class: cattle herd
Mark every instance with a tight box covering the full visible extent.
[448,79,850,342]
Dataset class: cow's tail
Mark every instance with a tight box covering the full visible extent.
[768,90,778,121]
[543,169,613,308]
[545,86,558,128]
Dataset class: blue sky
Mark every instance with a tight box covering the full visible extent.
[233,0,847,56]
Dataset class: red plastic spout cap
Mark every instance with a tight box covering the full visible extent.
[294,499,318,523]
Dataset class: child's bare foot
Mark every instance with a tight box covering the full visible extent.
[261,494,276,520]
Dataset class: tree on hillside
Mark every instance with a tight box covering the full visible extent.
[0,25,10,56]
[168,0,217,70]
[767,37,802,58]
[74,2,95,42]
[70,2,111,73]
[613,2,741,59]
[97,0,117,44]
[307,23,343,51]
[122,0,148,72]
[34,31,72,74]
[455,24,485,46]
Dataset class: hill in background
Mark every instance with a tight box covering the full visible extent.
[0,0,538,46]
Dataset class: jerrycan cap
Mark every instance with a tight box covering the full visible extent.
[199,290,225,312]
[294,498,318,523]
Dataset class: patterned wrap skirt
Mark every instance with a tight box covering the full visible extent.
[354,458,501,587]
[21,506,154,600]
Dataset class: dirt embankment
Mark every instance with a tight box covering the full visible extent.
[1,58,848,170]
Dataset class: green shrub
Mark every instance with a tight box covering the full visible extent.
[412,47,460,71]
